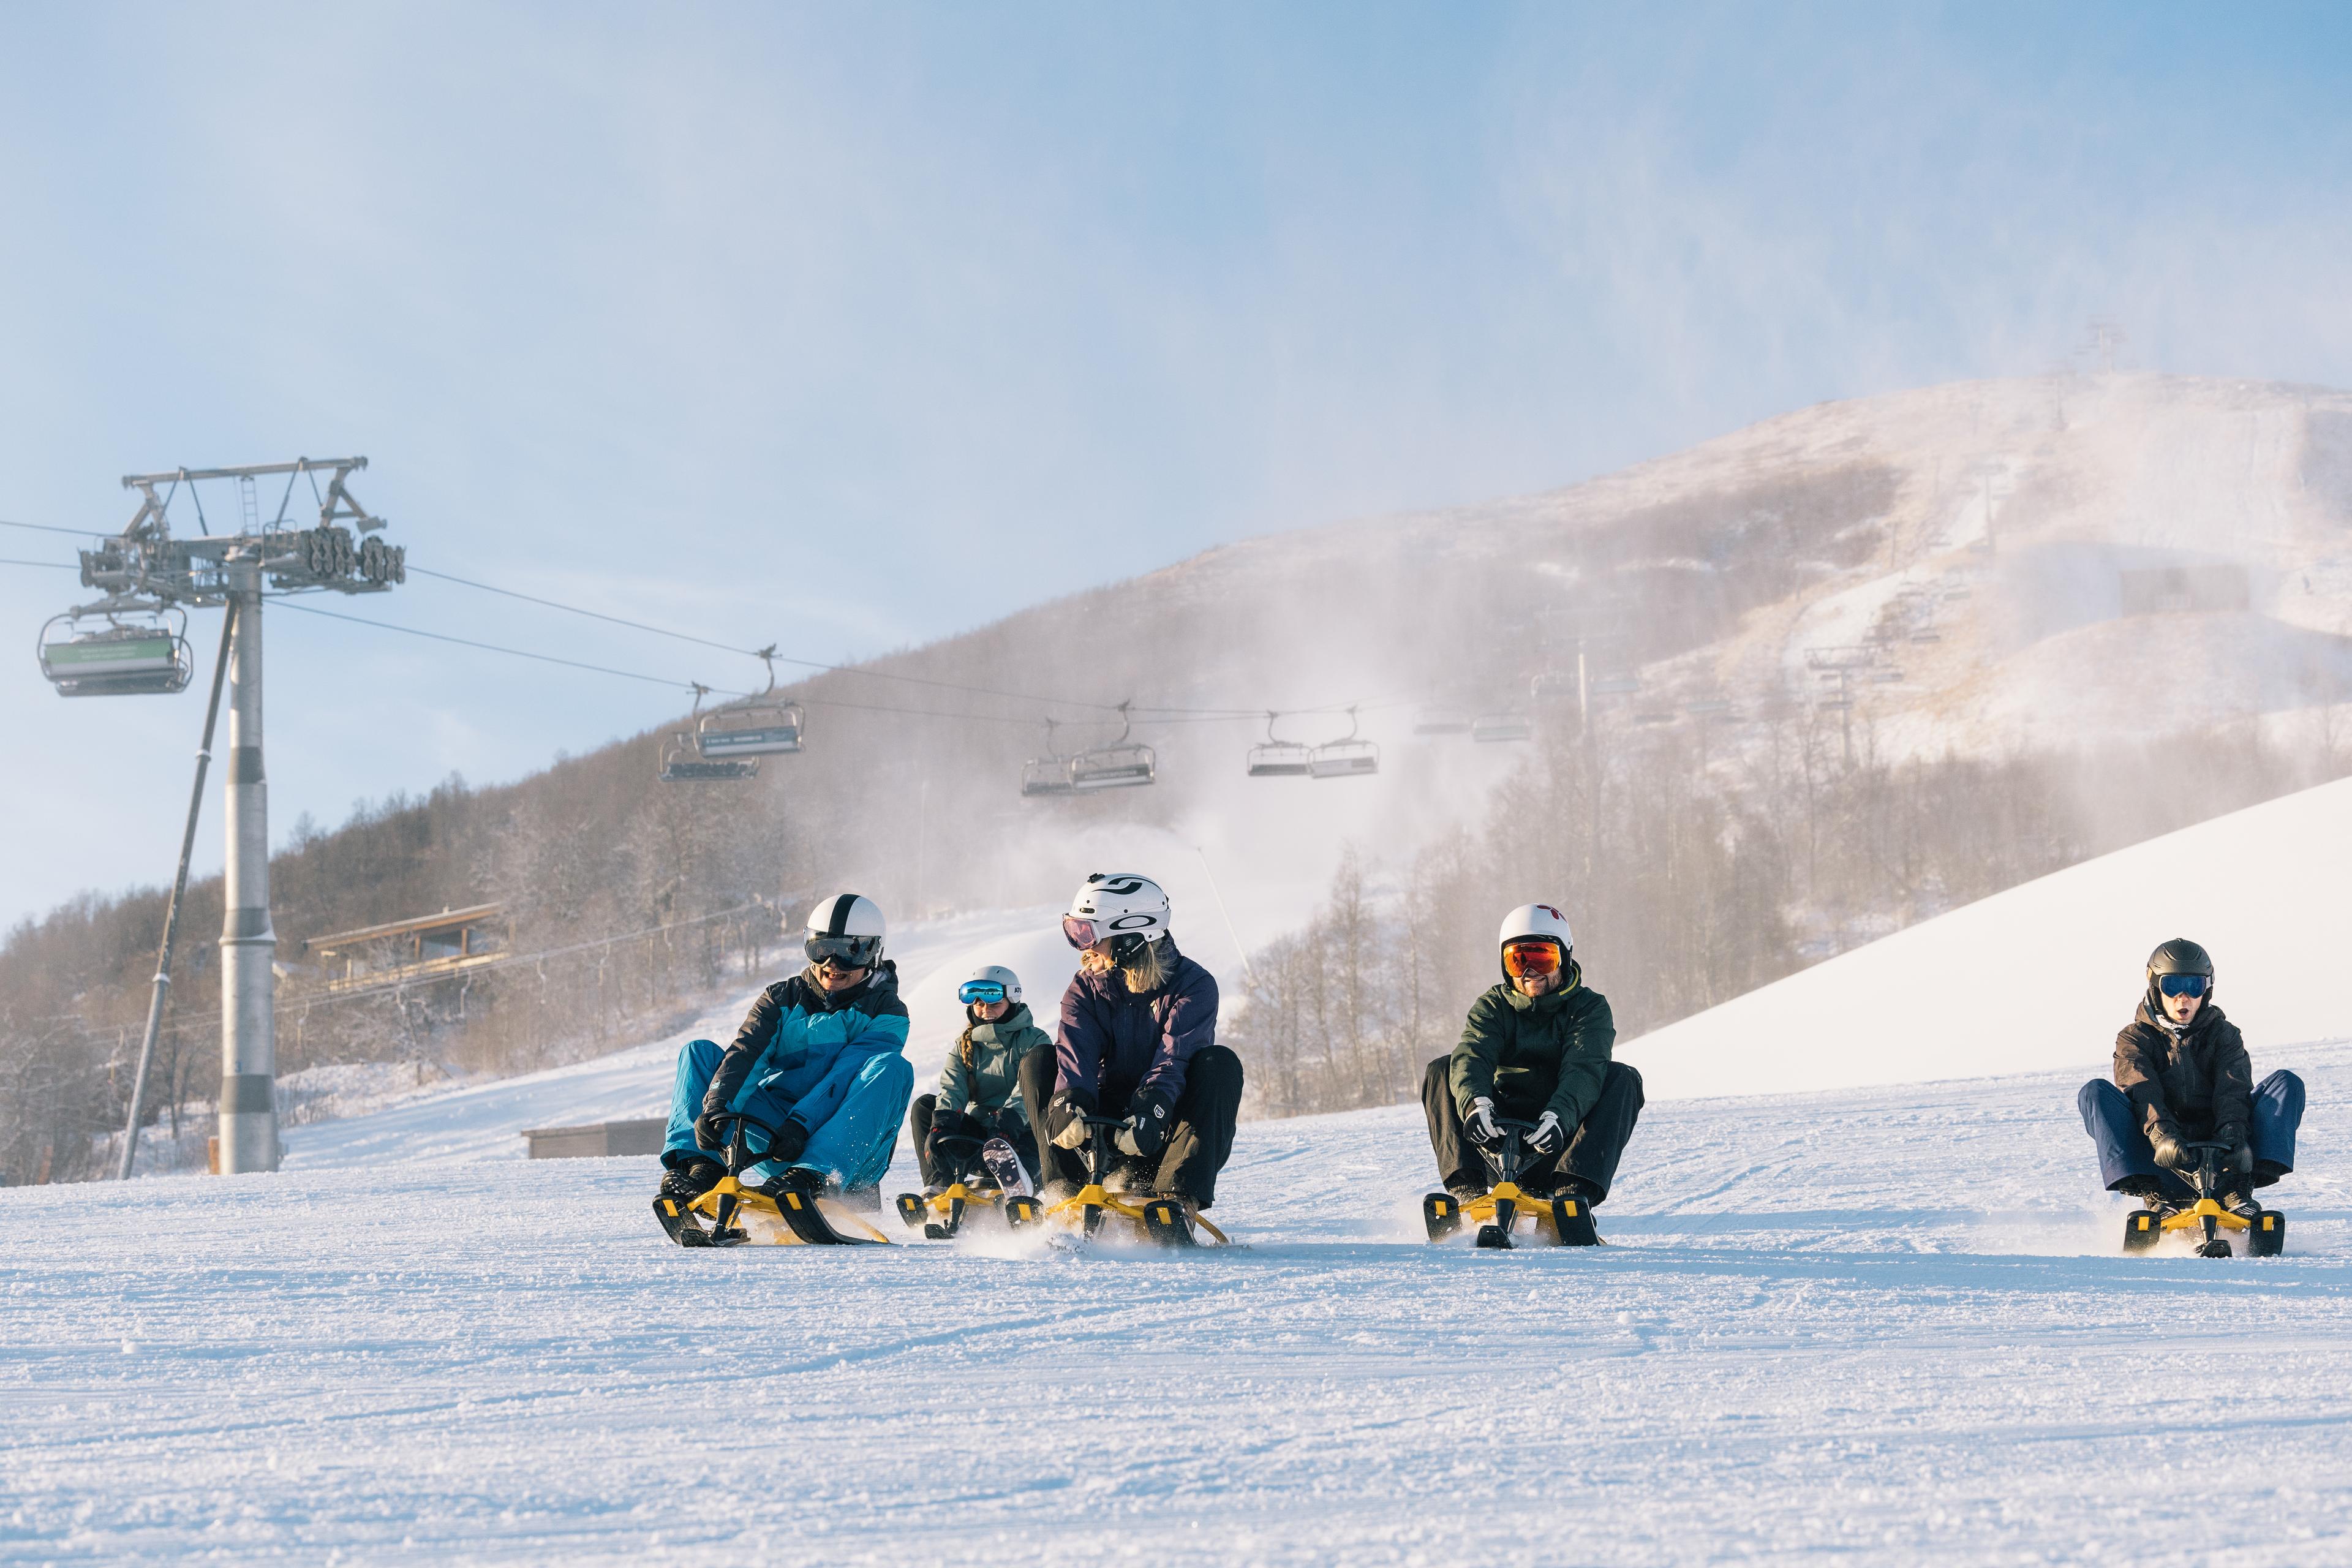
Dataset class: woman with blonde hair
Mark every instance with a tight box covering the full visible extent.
[1019,872,1243,1227]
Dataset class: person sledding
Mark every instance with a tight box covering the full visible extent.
[2077,938,2303,1255]
[652,892,913,1246]
[1420,903,1643,1247]
[894,964,1052,1238]
[1018,872,1245,1245]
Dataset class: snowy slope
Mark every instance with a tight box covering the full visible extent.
[1624,771,2352,1099]
[4,1046,2348,1566]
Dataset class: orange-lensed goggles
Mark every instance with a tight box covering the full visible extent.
[1501,940,1562,978]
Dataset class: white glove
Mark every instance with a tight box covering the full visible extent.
[1526,1110,1564,1158]
[1113,1125,1142,1157]
[1052,1117,1090,1150]
[1463,1098,1501,1149]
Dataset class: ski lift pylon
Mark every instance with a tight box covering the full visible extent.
[37,604,194,697]
[1068,701,1156,791]
[1246,712,1314,778]
[1307,706,1379,779]
[695,647,805,759]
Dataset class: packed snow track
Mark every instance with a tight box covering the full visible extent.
[4,1046,2348,1566]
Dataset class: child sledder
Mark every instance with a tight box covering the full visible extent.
[1018,872,1245,1246]
[1421,903,1644,1248]
[652,892,913,1246]
[2078,938,2304,1257]
[895,963,1052,1239]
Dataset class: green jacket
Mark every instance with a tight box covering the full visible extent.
[938,1003,1052,1125]
[1449,967,1617,1128]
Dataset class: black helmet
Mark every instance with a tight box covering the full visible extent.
[2145,938,2214,1013]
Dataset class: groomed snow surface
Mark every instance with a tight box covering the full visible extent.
[4,1045,2348,1566]
[11,773,2352,1566]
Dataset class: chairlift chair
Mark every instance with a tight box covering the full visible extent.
[660,731,758,782]
[1246,713,1314,778]
[1529,672,1578,703]
[1020,718,1076,797]
[37,606,194,697]
[1068,702,1156,791]
[1413,706,1472,736]
[694,649,806,758]
[1587,673,1640,696]
[1472,710,1533,744]
[1307,707,1378,780]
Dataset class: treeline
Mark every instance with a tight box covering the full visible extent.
[1229,707,2350,1118]
[0,747,813,1186]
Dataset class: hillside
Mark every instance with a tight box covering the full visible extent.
[12,371,2352,1182]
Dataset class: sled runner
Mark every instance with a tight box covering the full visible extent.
[894,1133,1044,1240]
[2122,1140,2285,1259]
[1039,1115,1232,1248]
[660,1111,894,1247]
[1423,1116,1602,1250]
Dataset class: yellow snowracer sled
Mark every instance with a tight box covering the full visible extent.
[1040,1115,1232,1248]
[1422,1117,1602,1249]
[891,1127,1045,1240]
[2122,1140,2285,1259]
[660,1112,894,1248]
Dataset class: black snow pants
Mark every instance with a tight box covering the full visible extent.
[907,1094,1035,1188]
[1422,1055,1644,1202]
[1017,1044,1245,1210]
[2078,1069,2304,1197]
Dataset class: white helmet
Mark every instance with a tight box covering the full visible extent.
[958,963,1023,1007]
[1063,872,1171,957]
[804,892,886,969]
[1497,902,1574,979]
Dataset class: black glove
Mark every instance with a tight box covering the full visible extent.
[2149,1133,2189,1172]
[1461,1098,1502,1152]
[2217,1128,2254,1174]
[692,1112,731,1156]
[763,1119,809,1164]
[1525,1110,1566,1158]
[1047,1091,1095,1151]
[1114,1094,1174,1162]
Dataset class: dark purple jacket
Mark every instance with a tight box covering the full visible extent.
[1055,938,1219,1114]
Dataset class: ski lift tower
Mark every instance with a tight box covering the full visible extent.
[70,459,404,1174]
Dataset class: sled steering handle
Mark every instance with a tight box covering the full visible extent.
[704,1109,783,1175]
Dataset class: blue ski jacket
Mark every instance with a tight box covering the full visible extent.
[1054,938,1219,1116]
[700,961,911,1137]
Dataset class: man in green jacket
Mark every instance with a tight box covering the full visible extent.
[1420,903,1645,1205]
[909,963,1051,1191]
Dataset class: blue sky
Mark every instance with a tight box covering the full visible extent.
[4,3,2351,925]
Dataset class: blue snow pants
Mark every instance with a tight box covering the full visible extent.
[2078,1069,2304,1196]
[661,1037,913,1190]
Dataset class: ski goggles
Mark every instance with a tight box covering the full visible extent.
[2156,973,2211,998]
[1061,915,1102,950]
[958,979,1009,1006]
[805,933,880,968]
[1501,939,1563,979]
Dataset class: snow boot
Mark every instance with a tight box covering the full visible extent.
[654,1159,723,1246]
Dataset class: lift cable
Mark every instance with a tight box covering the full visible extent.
[271,598,753,696]
[405,563,1339,721]
[0,516,113,538]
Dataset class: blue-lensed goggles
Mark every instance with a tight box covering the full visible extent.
[2155,973,2211,998]
[959,980,1009,1005]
